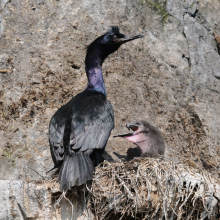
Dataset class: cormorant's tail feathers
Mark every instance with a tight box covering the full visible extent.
[58,153,94,191]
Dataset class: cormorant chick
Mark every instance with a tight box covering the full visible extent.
[114,120,165,159]
[48,27,143,190]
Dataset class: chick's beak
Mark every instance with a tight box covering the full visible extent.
[113,123,139,138]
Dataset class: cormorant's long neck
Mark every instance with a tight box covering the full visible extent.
[85,48,107,97]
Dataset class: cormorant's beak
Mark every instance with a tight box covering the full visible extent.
[116,34,144,45]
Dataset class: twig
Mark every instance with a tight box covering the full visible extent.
[54,190,74,220]
[54,190,66,208]
[115,173,133,198]
[86,183,96,197]
[23,166,45,180]
[17,202,27,220]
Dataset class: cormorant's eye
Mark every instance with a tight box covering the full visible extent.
[113,35,117,39]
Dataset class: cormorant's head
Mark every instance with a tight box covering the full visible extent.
[102,26,143,47]
[86,26,144,59]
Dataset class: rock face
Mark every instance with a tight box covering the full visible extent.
[0,0,220,219]
[0,180,87,219]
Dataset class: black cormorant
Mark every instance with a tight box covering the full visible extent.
[48,26,143,190]
[114,120,165,158]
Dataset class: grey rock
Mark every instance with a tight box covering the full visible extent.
[167,0,198,22]
[0,180,88,219]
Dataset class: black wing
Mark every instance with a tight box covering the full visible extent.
[48,105,68,168]
[49,91,114,169]
[69,93,114,154]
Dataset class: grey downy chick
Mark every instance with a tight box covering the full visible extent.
[114,120,165,158]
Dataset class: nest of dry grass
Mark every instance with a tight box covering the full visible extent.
[89,158,220,220]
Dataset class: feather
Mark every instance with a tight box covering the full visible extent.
[58,153,94,190]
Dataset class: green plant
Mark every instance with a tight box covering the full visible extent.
[144,0,169,25]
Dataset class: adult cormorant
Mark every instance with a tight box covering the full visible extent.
[114,120,165,158]
[48,27,143,190]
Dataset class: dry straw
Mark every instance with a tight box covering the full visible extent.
[89,158,220,220]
